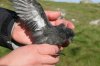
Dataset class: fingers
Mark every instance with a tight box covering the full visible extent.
[65,21,75,30]
[43,65,55,66]
[45,11,75,30]
[40,55,59,64]
[35,44,60,55]
[54,19,65,26]
[25,45,60,65]
[54,19,75,30]
[45,11,61,21]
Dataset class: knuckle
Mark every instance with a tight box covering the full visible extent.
[51,57,59,64]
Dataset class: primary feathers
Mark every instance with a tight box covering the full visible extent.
[11,0,74,45]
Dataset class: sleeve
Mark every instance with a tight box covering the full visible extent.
[0,7,23,50]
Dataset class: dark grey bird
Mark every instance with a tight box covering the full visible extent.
[10,0,74,46]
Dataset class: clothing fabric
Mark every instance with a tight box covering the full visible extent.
[0,7,21,50]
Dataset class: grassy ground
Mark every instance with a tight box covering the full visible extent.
[0,0,100,66]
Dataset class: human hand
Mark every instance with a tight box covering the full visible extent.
[0,11,74,66]
[0,44,61,66]
[12,11,75,45]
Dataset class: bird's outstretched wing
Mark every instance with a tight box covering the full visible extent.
[11,0,51,31]
[10,0,75,45]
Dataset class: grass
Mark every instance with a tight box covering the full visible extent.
[0,0,100,66]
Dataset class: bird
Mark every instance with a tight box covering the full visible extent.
[10,0,74,46]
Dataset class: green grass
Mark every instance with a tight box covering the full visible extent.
[0,0,100,66]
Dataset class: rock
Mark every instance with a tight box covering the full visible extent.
[89,19,100,25]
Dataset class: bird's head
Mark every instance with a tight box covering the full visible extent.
[55,24,75,47]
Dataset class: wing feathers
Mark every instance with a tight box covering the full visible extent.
[12,0,48,31]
